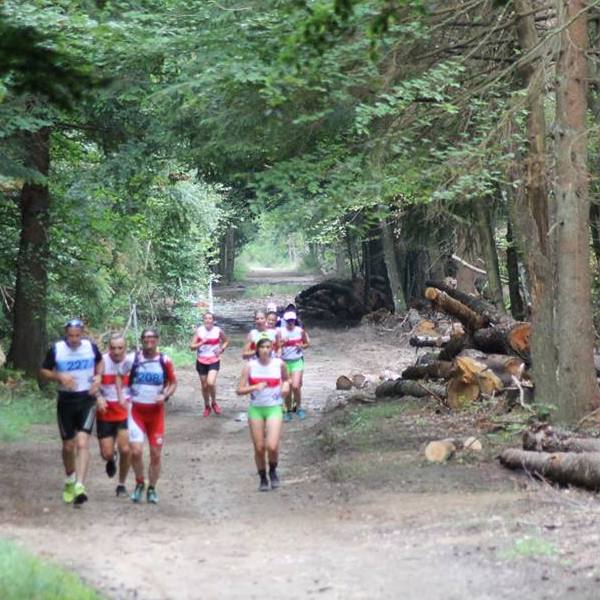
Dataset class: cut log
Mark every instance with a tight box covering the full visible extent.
[375,379,447,399]
[438,335,471,361]
[425,440,457,462]
[336,375,353,390]
[424,436,483,462]
[453,355,503,394]
[446,379,480,408]
[522,425,600,453]
[415,352,440,366]
[457,350,526,386]
[409,335,451,348]
[402,361,454,381]
[473,322,531,358]
[499,448,600,491]
[424,287,487,332]
[352,374,367,389]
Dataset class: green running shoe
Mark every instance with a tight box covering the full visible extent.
[131,482,145,503]
[146,486,159,504]
[73,482,88,505]
[63,481,76,504]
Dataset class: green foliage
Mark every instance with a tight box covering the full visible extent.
[0,539,102,599]
[0,373,54,441]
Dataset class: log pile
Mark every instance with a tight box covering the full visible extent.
[296,278,390,324]
[499,423,600,491]
[375,281,531,408]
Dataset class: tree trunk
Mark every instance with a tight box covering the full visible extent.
[513,0,558,411]
[379,209,406,313]
[473,199,504,310]
[8,127,51,376]
[554,0,599,421]
[506,217,526,320]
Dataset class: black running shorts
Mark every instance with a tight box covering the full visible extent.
[57,396,96,441]
[195,361,220,377]
[96,418,128,439]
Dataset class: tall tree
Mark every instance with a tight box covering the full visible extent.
[553,0,598,421]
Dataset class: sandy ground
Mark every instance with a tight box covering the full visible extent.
[2,274,600,599]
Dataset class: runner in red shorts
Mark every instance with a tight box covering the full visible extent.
[96,333,132,497]
[128,328,177,504]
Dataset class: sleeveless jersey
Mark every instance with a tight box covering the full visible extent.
[54,339,97,393]
[195,325,222,365]
[130,353,174,405]
[248,358,283,407]
[99,352,133,422]
[280,326,304,361]
[248,328,277,352]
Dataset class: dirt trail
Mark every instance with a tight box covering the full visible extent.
[2,273,599,599]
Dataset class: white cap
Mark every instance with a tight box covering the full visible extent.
[283,311,297,321]
[267,302,277,312]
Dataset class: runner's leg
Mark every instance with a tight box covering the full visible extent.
[292,370,303,410]
[265,416,283,466]
[62,439,76,475]
[75,431,91,484]
[130,442,144,481]
[200,374,210,407]
[116,428,130,485]
[99,435,115,463]
[249,418,267,471]
[149,446,162,487]
[207,368,218,404]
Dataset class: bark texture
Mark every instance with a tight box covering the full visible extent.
[8,127,51,376]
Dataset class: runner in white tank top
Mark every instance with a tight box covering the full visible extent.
[277,310,310,421]
[237,337,289,491]
[242,310,277,359]
[189,312,229,417]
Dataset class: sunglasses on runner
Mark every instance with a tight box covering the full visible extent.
[65,319,83,329]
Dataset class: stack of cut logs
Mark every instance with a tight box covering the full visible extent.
[500,424,600,490]
[375,280,532,408]
[296,278,390,324]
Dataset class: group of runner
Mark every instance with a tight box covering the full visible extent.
[40,303,310,503]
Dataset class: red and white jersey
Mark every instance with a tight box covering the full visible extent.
[248,328,277,352]
[248,358,283,407]
[280,326,304,361]
[99,352,133,422]
[195,325,222,365]
[130,353,176,405]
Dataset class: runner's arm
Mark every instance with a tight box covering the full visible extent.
[94,359,108,412]
[189,333,202,351]
[39,346,75,389]
[237,364,267,395]
[219,330,229,353]
[158,359,177,403]
[241,334,254,359]
[301,329,310,349]
[280,360,290,396]
[90,352,103,396]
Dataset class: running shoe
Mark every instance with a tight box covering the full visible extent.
[63,481,75,504]
[283,412,293,423]
[131,482,145,503]
[105,455,117,478]
[115,484,128,497]
[211,402,222,415]
[269,469,280,490]
[73,482,88,505]
[296,408,306,420]
[147,486,159,504]
[202,406,211,417]
[258,475,270,492]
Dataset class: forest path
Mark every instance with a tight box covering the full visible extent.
[1,271,597,599]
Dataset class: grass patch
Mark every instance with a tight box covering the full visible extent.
[0,539,102,600]
[159,345,194,368]
[500,536,558,560]
[0,373,54,442]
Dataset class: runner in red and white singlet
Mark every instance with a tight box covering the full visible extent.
[96,333,132,497]
[242,310,277,359]
[128,328,177,504]
[189,312,229,417]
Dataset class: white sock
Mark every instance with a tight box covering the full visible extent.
[65,473,76,484]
